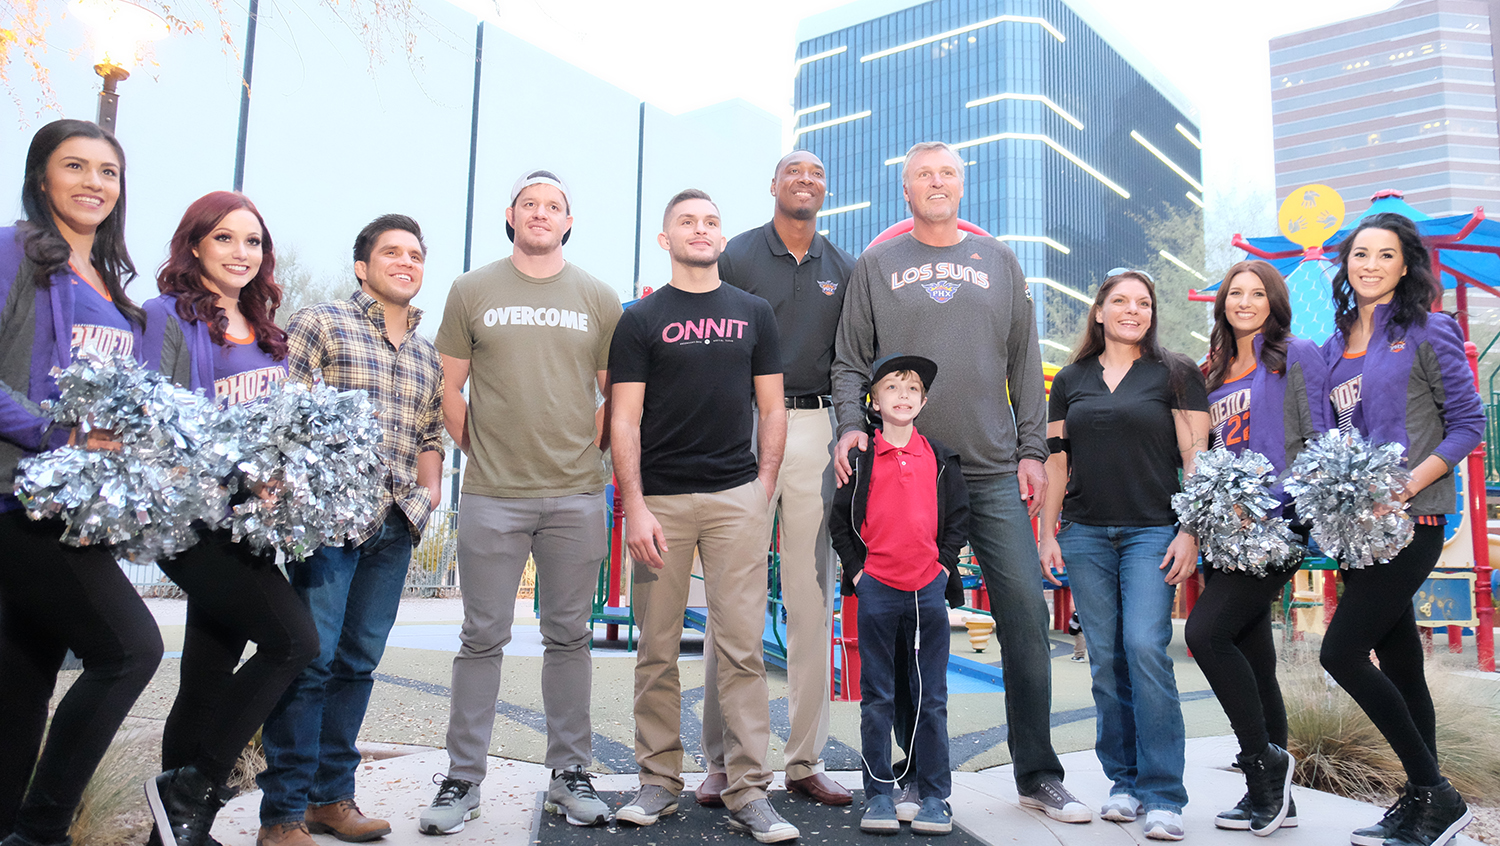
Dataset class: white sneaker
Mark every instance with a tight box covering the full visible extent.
[1101,793,1143,823]
[1144,809,1185,841]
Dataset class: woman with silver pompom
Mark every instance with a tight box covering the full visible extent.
[1037,269,1209,841]
[136,192,319,846]
[0,119,165,846]
[1317,212,1484,846]
[1182,259,1330,836]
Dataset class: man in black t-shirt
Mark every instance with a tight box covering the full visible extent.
[699,151,857,809]
[610,189,796,843]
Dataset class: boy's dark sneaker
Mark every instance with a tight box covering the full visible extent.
[1384,781,1472,846]
[911,797,953,835]
[860,794,900,834]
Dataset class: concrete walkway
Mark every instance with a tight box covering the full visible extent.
[209,737,1481,845]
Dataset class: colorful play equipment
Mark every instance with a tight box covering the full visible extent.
[1192,186,1499,670]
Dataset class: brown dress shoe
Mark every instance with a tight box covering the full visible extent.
[695,771,728,807]
[305,799,392,842]
[256,821,317,846]
[786,772,853,806]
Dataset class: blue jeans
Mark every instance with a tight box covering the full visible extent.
[856,572,950,801]
[1057,521,1186,812]
[258,510,413,825]
[964,473,1064,793]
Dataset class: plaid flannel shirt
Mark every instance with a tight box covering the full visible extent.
[286,289,444,544]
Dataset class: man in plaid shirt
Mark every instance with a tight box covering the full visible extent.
[256,213,445,846]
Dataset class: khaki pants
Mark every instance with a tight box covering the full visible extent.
[632,480,771,811]
[703,407,835,779]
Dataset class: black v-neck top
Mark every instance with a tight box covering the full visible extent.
[1048,355,1208,526]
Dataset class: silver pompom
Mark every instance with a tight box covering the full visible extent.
[227,380,385,560]
[14,353,238,562]
[1284,429,1413,569]
[1173,448,1302,577]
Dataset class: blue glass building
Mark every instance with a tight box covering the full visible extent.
[794,0,1203,324]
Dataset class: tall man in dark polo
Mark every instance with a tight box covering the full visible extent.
[831,141,1092,825]
[694,151,856,808]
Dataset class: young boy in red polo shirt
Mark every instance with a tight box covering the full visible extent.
[831,353,970,836]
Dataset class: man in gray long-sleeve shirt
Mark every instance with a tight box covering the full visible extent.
[831,141,1091,824]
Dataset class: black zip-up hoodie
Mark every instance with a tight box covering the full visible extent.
[830,432,971,608]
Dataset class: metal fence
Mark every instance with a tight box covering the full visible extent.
[125,507,463,598]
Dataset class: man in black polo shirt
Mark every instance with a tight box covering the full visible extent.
[695,150,857,808]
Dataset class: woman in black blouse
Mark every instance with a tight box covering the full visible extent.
[1037,270,1209,842]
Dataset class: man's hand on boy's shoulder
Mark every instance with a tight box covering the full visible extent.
[833,430,869,486]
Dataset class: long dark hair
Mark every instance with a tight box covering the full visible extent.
[1205,260,1293,391]
[18,119,141,326]
[1331,212,1436,339]
[156,192,287,360]
[1071,270,1195,398]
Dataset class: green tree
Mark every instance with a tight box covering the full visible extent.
[1134,203,1213,362]
[273,245,349,327]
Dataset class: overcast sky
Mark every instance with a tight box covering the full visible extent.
[445,0,1400,246]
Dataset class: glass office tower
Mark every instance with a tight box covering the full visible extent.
[794,0,1203,318]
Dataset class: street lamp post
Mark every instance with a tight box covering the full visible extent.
[93,60,130,133]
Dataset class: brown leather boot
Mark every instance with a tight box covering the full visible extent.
[305,799,392,842]
[255,821,317,846]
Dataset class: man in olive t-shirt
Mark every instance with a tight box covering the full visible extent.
[420,170,623,835]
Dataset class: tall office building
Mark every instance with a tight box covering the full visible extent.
[1271,0,1500,217]
[793,0,1203,312]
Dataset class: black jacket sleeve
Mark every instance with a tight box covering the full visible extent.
[830,447,862,596]
[938,452,971,608]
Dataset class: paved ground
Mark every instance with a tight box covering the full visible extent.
[99,597,1489,844]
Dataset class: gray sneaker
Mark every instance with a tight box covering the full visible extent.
[616,784,679,827]
[544,765,609,826]
[895,784,921,823]
[1019,777,1092,823]
[727,798,800,843]
[418,775,480,835]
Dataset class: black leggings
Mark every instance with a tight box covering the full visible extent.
[1320,524,1445,786]
[156,530,319,785]
[1184,566,1296,757]
[0,509,164,843]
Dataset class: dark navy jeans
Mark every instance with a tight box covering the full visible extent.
[964,473,1066,794]
[258,509,413,825]
[856,571,950,801]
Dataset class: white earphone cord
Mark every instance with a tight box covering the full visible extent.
[858,587,923,786]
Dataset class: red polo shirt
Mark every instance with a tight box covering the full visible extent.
[861,429,942,591]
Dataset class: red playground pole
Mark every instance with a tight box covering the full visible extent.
[1465,342,1494,671]
[608,480,624,642]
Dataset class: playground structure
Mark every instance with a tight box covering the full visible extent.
[1191,187,1500,670]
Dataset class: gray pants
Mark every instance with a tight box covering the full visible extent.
[446,492,608,782]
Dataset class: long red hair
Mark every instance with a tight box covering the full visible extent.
[156,191,287,359]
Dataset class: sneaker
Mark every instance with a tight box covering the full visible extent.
[616,784,679,827]
[1018,777,1092,823]
[860,794,900,834]
[727,797,800,843]
[144,766,233,846]
[1351,783,1416,846]
[417,775,480,835]
[1100,793,1143,823]
[1239,743,1294,836]
[1143,809,1185,841]
[544,765,609,826]
[1384,781,1472,846]
[911,797,953,835]
[895,784,921,823]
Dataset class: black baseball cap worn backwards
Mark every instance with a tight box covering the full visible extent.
[870,353,937,391]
